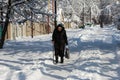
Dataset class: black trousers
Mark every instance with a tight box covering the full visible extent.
[54,47,65,63]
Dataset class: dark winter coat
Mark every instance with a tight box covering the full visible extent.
[52,25,68,57]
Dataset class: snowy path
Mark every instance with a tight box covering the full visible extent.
[0,26,120,80]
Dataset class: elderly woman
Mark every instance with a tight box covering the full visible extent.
[52,24,68,64]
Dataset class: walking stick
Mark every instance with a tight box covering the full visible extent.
[53,48,56,64]
[52,42,56,64]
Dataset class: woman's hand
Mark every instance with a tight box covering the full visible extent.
[52,41,54,44]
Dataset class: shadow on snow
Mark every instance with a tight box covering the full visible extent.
[0,30,120,80]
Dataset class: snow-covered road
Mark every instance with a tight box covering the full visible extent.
[0,25,120,80]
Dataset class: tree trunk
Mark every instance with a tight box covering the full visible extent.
[31,21,34,38]
[99,15,103,28]
[31,11,34,38]
[90,7,91,23]
[100,21,103,28]
[54,0,57,28]
[0,0,11,49]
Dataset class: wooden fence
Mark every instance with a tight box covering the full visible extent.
[5,21,71,40]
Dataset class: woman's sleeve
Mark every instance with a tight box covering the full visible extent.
[52,29,56,41]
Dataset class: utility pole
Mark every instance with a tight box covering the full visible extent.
[54,0,57,28]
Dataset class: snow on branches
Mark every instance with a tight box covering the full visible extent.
[0,0,52,24]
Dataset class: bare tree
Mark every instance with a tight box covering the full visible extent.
[58,0,100,26]
[0,0,52,49]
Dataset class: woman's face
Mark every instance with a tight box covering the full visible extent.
[58,27,62,31]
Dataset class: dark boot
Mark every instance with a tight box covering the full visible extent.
[55,56,58,64]
[60,57,64,63]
